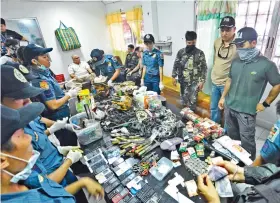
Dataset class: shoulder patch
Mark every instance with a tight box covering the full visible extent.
[19,65,29,74]
[268,125,279,143]
[40,81,49,90]
[14,69,27,83]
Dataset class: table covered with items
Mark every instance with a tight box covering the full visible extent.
[67,81,254,203]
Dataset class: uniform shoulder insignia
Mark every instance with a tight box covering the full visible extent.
[14,69,27,83]
[19,65,29,74]
[268,125,279,143]
[40,81,49,90]
[38,174,44,183]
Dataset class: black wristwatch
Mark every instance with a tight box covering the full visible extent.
[262,101,270,107]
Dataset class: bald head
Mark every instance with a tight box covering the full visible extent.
[72,55,80,64]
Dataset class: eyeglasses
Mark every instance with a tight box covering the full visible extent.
[217,44,230,59]
[235,41,250,49]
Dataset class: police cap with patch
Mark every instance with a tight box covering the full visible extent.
[23,44,53,64]
[220,16,235,28]
[233,27,258,45]
[1,103,45,145]
[1,65,44,99]
[144,34,155,43]
[4,61,36,81]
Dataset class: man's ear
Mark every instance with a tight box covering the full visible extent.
[31,59,38,65]
[0,156,10,170]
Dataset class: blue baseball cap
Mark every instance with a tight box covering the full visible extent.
[1,65,44,99]
[23,44,53,64]
[233,27,258,44]
[1,103,45,145]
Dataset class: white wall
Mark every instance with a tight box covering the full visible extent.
[1,0,111,78]
[157,1,195,76]
[105,1,195,77]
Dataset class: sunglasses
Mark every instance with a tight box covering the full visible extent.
[217,44,230,59]
[235,41,250,48]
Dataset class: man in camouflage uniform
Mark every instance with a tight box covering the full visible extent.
[125,44,139,78]
[172,31,207,111]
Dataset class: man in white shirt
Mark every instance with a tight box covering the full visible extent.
[68,55,95,83]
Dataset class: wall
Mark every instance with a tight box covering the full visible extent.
[157,1,195,76]
[1,0,110,78]
[105,1,195,77]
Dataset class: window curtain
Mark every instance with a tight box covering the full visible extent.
[126,7,143,44]
[196,0,237,95]
[106,12,127,63]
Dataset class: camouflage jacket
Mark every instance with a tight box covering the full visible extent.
[125,52,139,69]
[172,47,207,85]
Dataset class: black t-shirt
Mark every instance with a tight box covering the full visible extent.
[2,29,23,41]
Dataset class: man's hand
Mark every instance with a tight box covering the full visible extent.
[256,103,265,113]
[218,97,225,110]
[215,160,245,182]
[66,150,83,164]
[66,87,81,98]
[57,146,80,156]
[159,82,164,91]
[127,71,132,77]
[107,79,113,87]
[198,82,204,91]
[82,177,105,199]
[197,174,220,203]
[172,78,177,86]
[48,117,68,134]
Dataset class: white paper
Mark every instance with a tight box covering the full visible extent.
[164,185,194,203]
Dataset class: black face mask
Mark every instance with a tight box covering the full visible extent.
[185,45,195,53]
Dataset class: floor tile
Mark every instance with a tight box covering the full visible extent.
[258,129,270,141]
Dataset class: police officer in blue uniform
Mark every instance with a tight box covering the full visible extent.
[1,65,88,202]
[1,104,104,203]
[253,100,280,166]
[90,49,123,86]
[141,34,164,95]
[22,44,80,147]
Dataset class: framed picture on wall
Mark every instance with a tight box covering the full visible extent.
[5,17,47,48]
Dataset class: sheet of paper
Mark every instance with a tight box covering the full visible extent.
[164,185,194,203]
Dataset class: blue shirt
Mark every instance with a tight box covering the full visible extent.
[24,116,63,174]
[94,55,121,80]
[142,48,164,82]
[260,120,280,164]
[30,68,70,120]
[2,171,75,203]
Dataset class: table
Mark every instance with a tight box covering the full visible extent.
[80,102,207,203]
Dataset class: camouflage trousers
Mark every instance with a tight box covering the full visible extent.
[180,82,199,111]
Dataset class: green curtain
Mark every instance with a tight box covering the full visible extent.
[196,0,237,95]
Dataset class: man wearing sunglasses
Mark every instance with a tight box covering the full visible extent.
[218,27,280,160]
[211,16,237,125]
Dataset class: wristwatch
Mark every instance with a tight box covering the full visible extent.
[262,101,270,107]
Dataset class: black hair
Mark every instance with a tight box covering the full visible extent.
[1,139,15,152]
[1,18,5,25]
[128,44,134,49]
[276,100,280,115]
[17,46,26,62]
[185,31,197,41]
[135,47,140,52]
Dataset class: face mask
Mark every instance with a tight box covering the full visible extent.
[39,65,47,70]
[1,150,40,183]
[237,47,259,63]
[186,45,195,53]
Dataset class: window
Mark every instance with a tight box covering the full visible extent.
[121,13,145,48]
[272,25,280,67]
[236,0,275,54]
